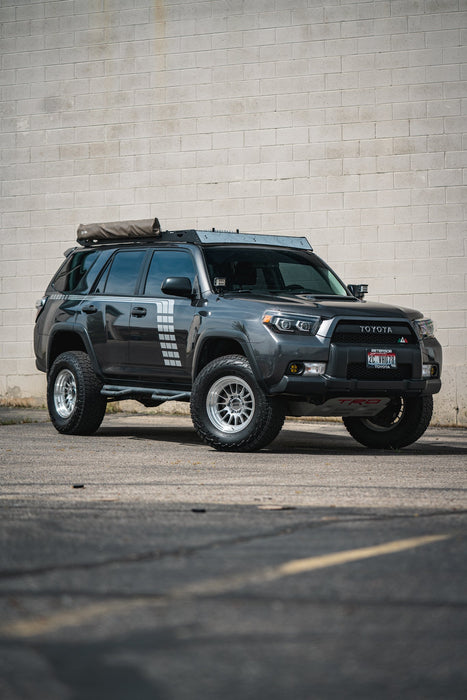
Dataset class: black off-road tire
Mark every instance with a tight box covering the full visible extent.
[190,354,285,452]
[343,395,433,449]
[47,351,107,435]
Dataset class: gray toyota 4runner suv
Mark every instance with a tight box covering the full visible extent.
[34,218,442,452]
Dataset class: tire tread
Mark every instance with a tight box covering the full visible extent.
[191,354,285,452]
[47,351,107,435]
[343,395,433,449]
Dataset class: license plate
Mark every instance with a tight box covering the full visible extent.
[367,349,397,369]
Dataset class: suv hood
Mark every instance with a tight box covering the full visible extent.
[222,292,422,321]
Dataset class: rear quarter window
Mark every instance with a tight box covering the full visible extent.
[52,250,100,293]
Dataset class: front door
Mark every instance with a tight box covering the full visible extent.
[128,249,197,382]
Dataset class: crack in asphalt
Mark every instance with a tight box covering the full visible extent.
[0,509,464,581]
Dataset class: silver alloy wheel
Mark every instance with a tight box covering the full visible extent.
[206,375,255,433]
[54,368,77,419]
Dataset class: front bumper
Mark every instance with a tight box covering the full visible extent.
[268,373,441,399]
[263,331,442,400]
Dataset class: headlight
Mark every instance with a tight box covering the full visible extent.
[263,313,320,335]
[414,318,435,339]
[35,296,48,320]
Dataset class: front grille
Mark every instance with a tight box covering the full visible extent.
[333,332,415,344]
[332,320,417,345]
[347,363,412,381]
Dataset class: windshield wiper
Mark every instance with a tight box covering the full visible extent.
[268,290,337,296]
[301,294,354,299]
[226,289,253,294]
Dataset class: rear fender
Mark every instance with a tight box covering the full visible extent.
[47,325,102,377]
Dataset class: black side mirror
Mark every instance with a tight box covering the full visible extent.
[161,277,193,298]
[348,283,368,299]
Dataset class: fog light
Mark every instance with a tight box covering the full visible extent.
[287,362,304,375]
[303,362,327,376]
[422,364,437,378]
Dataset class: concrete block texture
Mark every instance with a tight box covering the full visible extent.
[0,0,466,425]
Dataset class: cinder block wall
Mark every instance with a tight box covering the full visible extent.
[1,0,466,424]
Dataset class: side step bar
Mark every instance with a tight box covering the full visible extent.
[101,385,191,402]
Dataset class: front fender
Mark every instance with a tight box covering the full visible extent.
[192,329,264,387]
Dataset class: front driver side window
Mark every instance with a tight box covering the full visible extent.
[144,250,195,297]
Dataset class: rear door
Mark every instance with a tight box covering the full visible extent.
[81,249,147,376]
[127,249,197,381]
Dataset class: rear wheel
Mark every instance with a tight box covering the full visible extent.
[47,351,107,435]
[343,395,433,449]
[191,354,285,452]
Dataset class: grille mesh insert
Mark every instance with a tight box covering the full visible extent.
[332,321,417,345]
[347,363,412,381]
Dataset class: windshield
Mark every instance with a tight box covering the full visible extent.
[203,246,348,296]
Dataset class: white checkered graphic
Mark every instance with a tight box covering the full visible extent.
[155,299,181,367]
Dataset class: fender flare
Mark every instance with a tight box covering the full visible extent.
[47,324,103,378]
[191,330,264,387]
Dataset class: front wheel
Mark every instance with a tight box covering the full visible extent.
[190,355,285,452]
[343,395,433,449]
[47,351,107,435]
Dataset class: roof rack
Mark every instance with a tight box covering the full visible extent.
[76,219,312,251]
[196,230,312,249]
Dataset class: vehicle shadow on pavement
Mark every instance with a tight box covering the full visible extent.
[95,424,467,456]
[98,425,203,447]
[269,427,467,456]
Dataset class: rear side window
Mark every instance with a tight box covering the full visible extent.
[100,250,146,296]
[52,250,100,293]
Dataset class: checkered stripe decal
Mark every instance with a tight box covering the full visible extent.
[155,299,181,367]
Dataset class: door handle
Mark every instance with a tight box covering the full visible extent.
[82,304,97,314]
[131,306,147,318]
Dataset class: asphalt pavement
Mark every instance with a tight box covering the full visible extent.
[0,409,466,699]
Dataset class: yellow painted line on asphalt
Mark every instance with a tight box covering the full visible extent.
[1,599,152,639]
[177,534,449,597]
[0,534,450,639]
